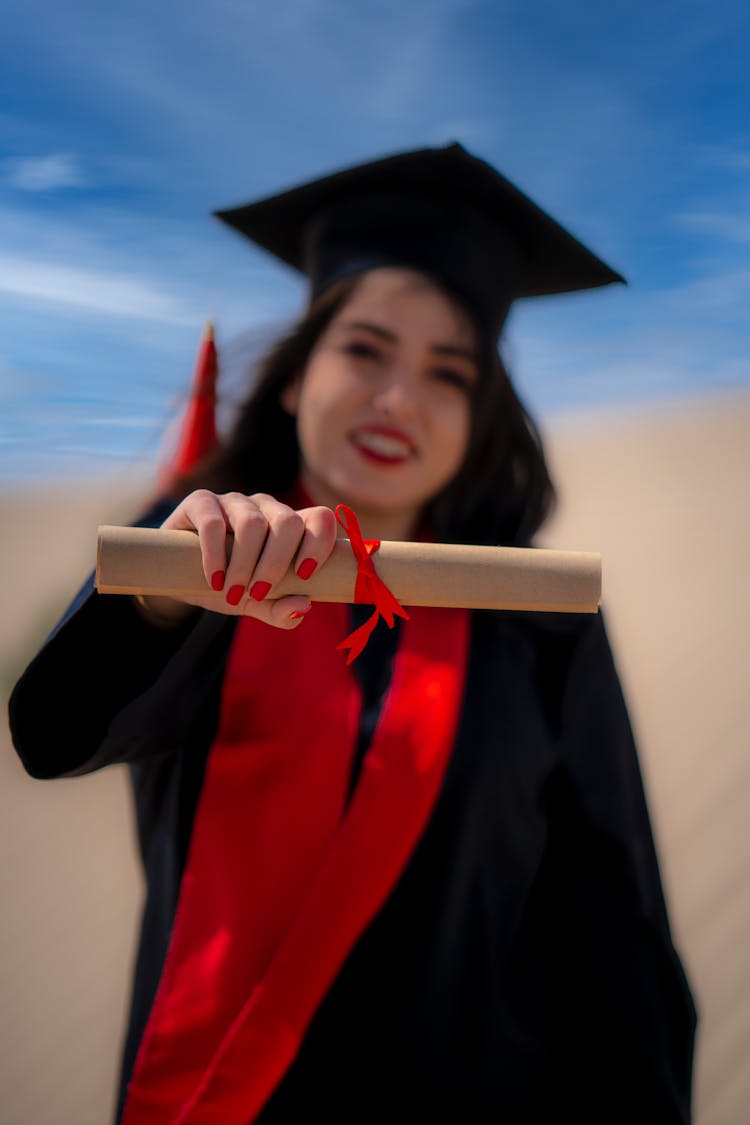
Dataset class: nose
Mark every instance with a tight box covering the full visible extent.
[371,365,419,419]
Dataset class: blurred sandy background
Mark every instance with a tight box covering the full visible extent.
[1,388,748,1123]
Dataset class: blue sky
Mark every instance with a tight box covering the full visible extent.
[1,0,748,480]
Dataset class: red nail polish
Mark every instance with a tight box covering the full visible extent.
[211,570,225,592]
[296,557,318,581]
[250,580,272,602]
[290,608,311,620]
[226,584,245,606]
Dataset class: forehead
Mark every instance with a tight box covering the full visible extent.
[333,267,477,348]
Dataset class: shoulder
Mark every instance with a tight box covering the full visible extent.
[472,606,607,667]
[470,609,616,734]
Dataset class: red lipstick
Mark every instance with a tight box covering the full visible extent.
[349,424,416,465]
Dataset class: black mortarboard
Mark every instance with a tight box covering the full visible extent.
[214,142,625,338]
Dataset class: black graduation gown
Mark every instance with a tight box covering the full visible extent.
[8,550,696,1124]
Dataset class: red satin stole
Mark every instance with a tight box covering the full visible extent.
[122,601,469,1124]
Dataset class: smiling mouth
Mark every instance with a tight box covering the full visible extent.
[350,429,415,463]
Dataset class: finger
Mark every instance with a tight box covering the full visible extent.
[162,490,230,594]
[244,594,313,630]
[220,493,273,607]
[292,506,338,581]
[244,498,307,603]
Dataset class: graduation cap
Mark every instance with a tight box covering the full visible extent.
[214,142,625,339]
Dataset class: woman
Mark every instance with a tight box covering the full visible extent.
[9,143,696,1123]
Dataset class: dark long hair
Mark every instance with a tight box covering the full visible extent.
[174,275,556,547]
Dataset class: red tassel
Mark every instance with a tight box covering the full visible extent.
[158,321,219,492]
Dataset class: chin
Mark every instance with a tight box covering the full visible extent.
[309,466,435,524]
[337,482,419,514]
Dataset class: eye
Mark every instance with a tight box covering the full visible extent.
[343,341,381,361]
[431,366,475,394]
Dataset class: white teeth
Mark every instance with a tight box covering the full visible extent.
[354,432,412,457]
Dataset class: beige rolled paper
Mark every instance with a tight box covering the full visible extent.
[96,525,601,613]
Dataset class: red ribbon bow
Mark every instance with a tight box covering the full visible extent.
[334,504,410,664]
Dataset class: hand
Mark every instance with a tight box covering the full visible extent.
[137,491,338,629]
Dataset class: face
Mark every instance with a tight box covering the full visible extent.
[281,268,479,539]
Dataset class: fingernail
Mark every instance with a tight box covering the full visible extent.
[290,608,312,620]
[296,558,318,580]
[226,584,245,606]
[211,570,225,592]
[250,580,272,602]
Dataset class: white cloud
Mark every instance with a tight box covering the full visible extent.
[5,153,88,192]
[7,0,481,140]
[658,265,750,312]
[688,140,750,173]
[678,209,750,245]
[0,252,193,324]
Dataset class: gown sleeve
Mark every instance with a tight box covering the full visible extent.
[7,509,235,780]
[542,614,697,1121]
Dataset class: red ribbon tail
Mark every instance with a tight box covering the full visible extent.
[375,588,411,629]
[333,503,411,662]
[336,610,380,666]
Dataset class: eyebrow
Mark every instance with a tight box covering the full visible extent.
[338,319,479,364]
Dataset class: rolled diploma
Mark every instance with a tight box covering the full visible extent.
[96,525,601,613]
